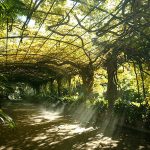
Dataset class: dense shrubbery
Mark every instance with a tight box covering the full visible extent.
[0,74,149,131]
[114,98,150,129]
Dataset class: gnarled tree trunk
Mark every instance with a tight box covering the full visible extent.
[80,64,94,99]
[50,78,54,94]
[105,55,118,110]
[68,76,72,95]
[57,77,62,97]
[31,83,41,94]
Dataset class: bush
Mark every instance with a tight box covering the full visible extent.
[114,98,150,129]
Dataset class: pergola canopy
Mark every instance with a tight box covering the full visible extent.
[0,0,102,78]
[0,0,149,80]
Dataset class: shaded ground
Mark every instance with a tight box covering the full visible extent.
[0,103,150,150]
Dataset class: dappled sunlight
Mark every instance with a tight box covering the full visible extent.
[29,110,62,125]
[70,101,124,137]
[72,133,119,150]
[99,113,121,135]
[0,0,149,149]
[71,126,94,134]
[56,124,94,135]
[54,104,66,114]
[0,146,6,150]
[10,103,63,125]
[0,103,150,150]
[0,146,14,150]
[72,103,97,125]
[45,123,94,139]
[32,134,47,142]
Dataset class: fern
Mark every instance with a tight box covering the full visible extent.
[0,109,15,128]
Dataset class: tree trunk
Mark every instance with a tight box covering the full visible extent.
[133,63,140,96]
[139,64,146,99]
[57,77,62,97]
[50,78,54,94]
[106,56,118,110]
[32,83,41,94]
[68,76,71,95]
[80,64,94,99]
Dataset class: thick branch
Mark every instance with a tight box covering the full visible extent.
[48,28,84,47]
[38,59,81,69]
[0,36,84,49]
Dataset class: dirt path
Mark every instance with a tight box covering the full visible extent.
[0,103,150,150]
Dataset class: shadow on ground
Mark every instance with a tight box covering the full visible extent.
[0,103,150,150]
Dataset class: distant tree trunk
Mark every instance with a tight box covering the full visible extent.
[133,63,140,96]
[32,83,41,94]
[0,99,2,109]
[80,64,94,99]
[50,78,54,94]
[105,55,118,110]
[57,77,62,97]
[139,63,146,99]
[68,76,71,95]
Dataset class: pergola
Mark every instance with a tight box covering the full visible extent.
[0,0,105,80]
[0,0,149,92]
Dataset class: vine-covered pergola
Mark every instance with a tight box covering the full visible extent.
[0,0,149,107]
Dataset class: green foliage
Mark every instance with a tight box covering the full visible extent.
[0,74,13,99]
[120,89,144,103]
[114,98,150,129]
[90,97,108,112]
[0,0,149,131]
[0,109,15,128]
[60,95,79,102]
[0,0,27,27]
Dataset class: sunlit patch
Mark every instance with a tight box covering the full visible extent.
[4,147,13,150]
[66,0,74,8]
[32,134,47,142]
[1,104,150,150]
[138,145,148,150]
[45,123,94,142]
[29,110,62,125]
[0,146,6,150]
[39,143,46,147]
[72,133,119,149]
[105,0,116,10]
[18,16,35,27]
[57,124,94,134]
[41,111,61,120]
[71,126,94,134]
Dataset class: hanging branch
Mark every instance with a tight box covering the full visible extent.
[33,2,78,56]
[47,12,70,28]
[8,18,13,32]
[38,59,81,69]
[40,1,101,62]
[22,0,57,62]
[142,70,150,76]
[5,18,9,65]
[133,63,140,96]
[15,0,45,58]
[0,36,83,49]
[48,28,84,48]
[139,63,146,99]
